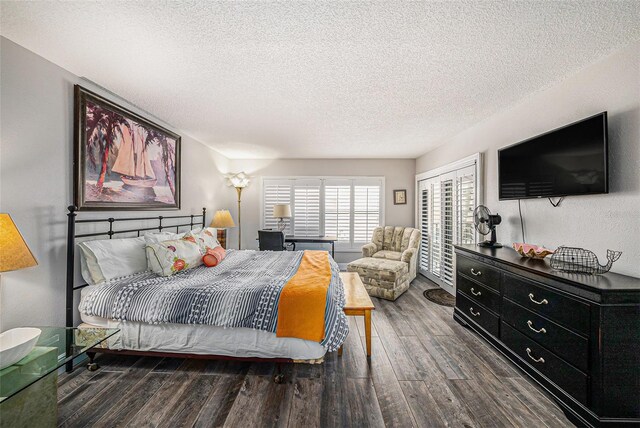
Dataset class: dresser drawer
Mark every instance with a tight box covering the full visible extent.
[457,274,500,314]
[502,298,588,372]
[501,322,587,405]
[456,292,499,337]
[503,274,589,333]
[456,256,501,291]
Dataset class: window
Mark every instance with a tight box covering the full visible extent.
[293,180,321,236]
[417,154,481,293]
[262,177,384,250]
[324,184,351,242]
[263,180,292,234]
[354,185,381,243]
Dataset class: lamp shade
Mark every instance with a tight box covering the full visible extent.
[225,172,250,188]
[272,204,291,219]
[0,214,37,273]
[210,210,236,228]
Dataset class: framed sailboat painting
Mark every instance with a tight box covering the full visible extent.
[73,85,181,210]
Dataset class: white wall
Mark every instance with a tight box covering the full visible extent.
[416,41,640,278]
[0,38,231,331]
[3,33,636,334]
[225,158,416,263]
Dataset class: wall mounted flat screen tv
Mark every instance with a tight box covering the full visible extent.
[498,112,608,200]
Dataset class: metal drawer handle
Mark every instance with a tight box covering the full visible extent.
[527,320,547,334]
[528,293,548,305]
[526,347,545,364]
[469,307,480,317]
[470,268,482,276]
[470,287,482,297]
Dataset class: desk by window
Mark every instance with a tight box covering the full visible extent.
[285,236,338,258]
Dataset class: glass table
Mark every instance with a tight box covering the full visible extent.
[0,326,119,404]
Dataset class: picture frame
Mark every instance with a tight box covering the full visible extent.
[394,189,407,205]
[74,85,181,210]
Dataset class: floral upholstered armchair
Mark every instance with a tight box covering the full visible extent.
[361,226,421,281]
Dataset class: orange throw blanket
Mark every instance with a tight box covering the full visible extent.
[276,250,331,342]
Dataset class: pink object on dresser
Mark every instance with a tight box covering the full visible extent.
[512,242,554,259]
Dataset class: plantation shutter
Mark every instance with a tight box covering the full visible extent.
[430,179,442,278]
[419,181,430,274]
[456,165,476,245]
[324,182,351,242]
[262,176,384,249]
[441,173,455,285]
[293,180,321,236]
[354,183,381,243]
[263,180,292,233]
[417,155,480,292]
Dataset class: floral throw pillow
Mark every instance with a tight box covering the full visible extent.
[146,239,203,277]
[184,228,221,254]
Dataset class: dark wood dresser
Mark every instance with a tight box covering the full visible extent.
[454,245,640,427]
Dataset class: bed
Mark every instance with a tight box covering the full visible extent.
[65,206,349,379]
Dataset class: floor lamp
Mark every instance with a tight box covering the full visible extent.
[225,172,250,250]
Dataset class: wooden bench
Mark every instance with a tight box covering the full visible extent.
[339,272,375,357]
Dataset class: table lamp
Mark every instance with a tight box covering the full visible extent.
[272,204,291,232]
[0,214,39,372]
[0,214,38,273]
[210,209,235,249]
[225,172,250,250]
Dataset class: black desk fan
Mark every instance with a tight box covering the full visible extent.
[474,205,503,248]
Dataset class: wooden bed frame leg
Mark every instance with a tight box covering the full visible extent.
[86,351,99,372]
[273,363,285,384]
[338,345,343,357]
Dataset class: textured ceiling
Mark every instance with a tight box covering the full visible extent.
[1,1,639,159]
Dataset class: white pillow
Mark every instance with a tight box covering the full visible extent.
[77,237,147,285]
[78,245,100,285]
[145,239,203,277]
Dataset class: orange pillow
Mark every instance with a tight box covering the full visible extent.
[203,246,226,267]
[203,254,218,267]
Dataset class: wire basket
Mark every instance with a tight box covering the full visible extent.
[549,246,622,275]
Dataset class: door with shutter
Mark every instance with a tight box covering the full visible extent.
[417,156,480,294]
[440,171,456,287]
[419,180,430,276]
[430,179,442,280]
[456,165,476,246]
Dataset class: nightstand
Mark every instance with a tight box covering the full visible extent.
[0,326,119,427]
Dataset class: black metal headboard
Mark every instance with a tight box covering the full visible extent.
[65,205,206,332]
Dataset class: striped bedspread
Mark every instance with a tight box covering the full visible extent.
[79,250,349,351]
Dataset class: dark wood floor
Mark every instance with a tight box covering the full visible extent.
[57,276,574,427]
